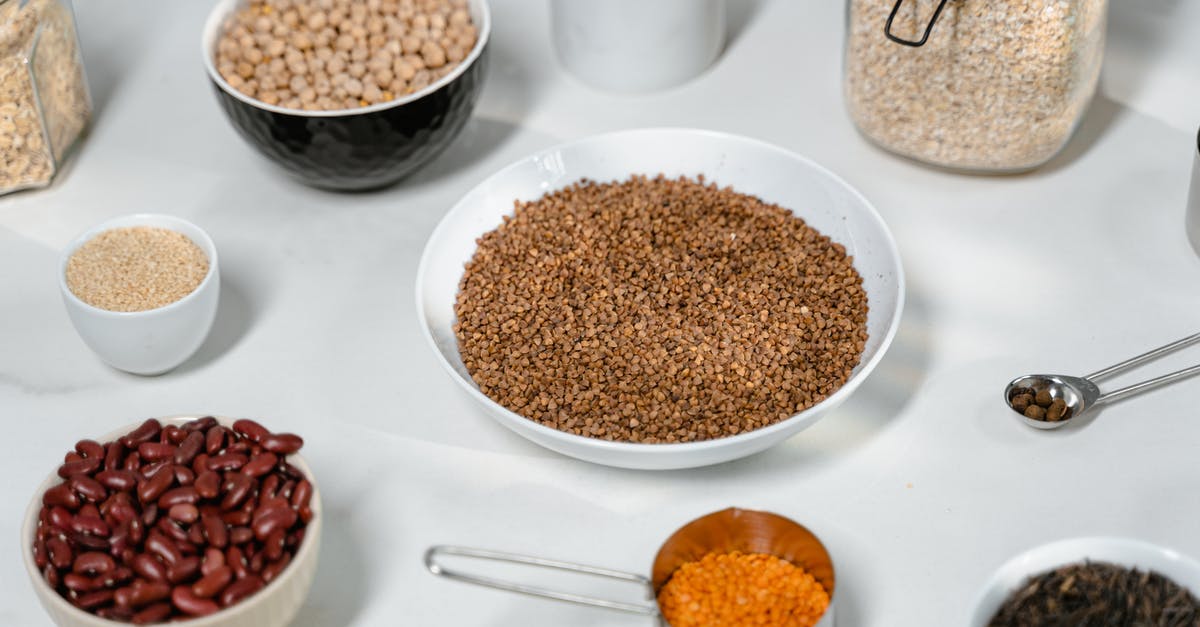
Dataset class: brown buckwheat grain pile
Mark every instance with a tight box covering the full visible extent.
[454,175,869,444]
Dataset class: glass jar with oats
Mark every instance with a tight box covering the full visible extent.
[0,0,90,195]
[844,0,1106,173]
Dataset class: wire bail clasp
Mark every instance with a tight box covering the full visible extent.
[884,0,950,47]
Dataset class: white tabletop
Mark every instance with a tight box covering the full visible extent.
[4,1,1200,625]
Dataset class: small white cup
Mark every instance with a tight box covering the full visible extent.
[1187,129,1200,256]
[60,214,220,376]
[550,0,726,93]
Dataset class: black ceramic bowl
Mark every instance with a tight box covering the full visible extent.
[202,0,490,191]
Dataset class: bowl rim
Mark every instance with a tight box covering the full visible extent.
[201,0,492,118]
[58,213,219,319]
[21,415,322,627]
[414,127,906,455]
[969,536,1200,626]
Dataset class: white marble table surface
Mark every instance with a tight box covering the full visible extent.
[3,1,1200,625]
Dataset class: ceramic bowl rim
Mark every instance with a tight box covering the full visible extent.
[415,127,906,456]
[201,0,492,118]
[21,415,322,627]
[58,213,219,320]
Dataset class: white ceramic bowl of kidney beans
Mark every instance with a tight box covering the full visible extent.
[21,416,321,626]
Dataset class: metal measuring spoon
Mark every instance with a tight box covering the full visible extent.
[1005,332,1200,430]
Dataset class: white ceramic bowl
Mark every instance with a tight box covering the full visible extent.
[416,128,905,469]
[22,416,322,627]
[970,537,1200,626]
[60,214,220,376]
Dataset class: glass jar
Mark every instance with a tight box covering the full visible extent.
[0,0,90,195]
[844,0,1107,173]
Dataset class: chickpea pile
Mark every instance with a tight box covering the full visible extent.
[215,0,478,111]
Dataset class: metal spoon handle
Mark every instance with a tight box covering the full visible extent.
[1096,362,1200,404]
[1086,332,1200,381]
[424,545,659,616]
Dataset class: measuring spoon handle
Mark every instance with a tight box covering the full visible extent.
[1087,332,1200,381]
[1097,362,1200,405]
[424,545,659,616]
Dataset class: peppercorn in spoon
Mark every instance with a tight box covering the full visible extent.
[1005,332,1200,430]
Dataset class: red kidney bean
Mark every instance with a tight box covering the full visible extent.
[101,566,134,588]
[119,419,161,449]
[252,505,297,541]
[104,441,126,472]
[132,602,172,624]
[115,580,171,608]
[291,479,313,511]
[132,553,168,582]
[96,606,134,621]
[63,572,99,592]
[219,574,263,607]
[201,547,225,575]
[70,475,107,502]
[96,469,139,492]
[71,515,110,537]
[191,452,210,476]
[163,425,187,445]
[157,517,189,543]
[261,433,304,455]
[44,563,61,589]
[231,419,269,443]
[122,451,142,472]
[64,451,83,464]
[128,518,145,544]
[49,505,74,530]
[72,531,111,551]
[248,548,265,574]
[75,588,114,610]
[240,452,277,478]
[166,555,200,584]
[47,536,73,569]
[278,479,296,501]
[172,585,219,616]
[174,465,196,486]
[229,526,253,545]
[279,461,304,480]
[192,565,232,598]
[220,473,254,511]
[72,551,115,575]
[187,524,205,547]
[109,500,138,525]
[264,528,286,561]
[207,453,248,472]
[168,503,199,524]
[226,546,249,578]
[158,486,199,509]
[259,474,280,501]
[194,471,220,499]
[75,439,105,459]
[145,530,181,566]
[57,456,101,479]
[205,426,226,455]
[33,534,48,569]
[262,552,291,583]
[142,460,175,483]
[79,502,101,519]
[138,441,175,463]
[221,508,252,526]
[174,431,204,466]
[184,416,218,432]
[141,502,159,527]
[226,439,251,455]
[200,514,228,548]
[258,496,289,512]
[136,469,173,504]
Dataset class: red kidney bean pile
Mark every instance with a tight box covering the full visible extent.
[31,417,313,623]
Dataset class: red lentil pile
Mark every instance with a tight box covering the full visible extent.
[657,551,830,626]
[454,175,869,443]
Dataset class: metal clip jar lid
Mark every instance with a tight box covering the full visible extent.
[884,0,949,47]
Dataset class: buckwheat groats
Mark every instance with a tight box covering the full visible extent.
[845,0,1106,171]
[454,175,870,444]
[214,0,478,111]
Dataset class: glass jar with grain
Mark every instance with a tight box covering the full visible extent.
[844,0,1107,173]
[0,0,90,195]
